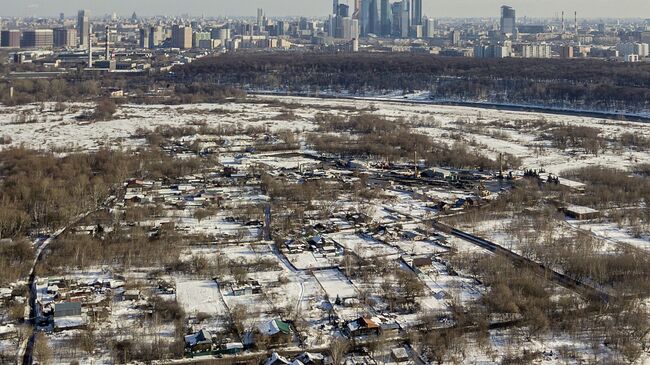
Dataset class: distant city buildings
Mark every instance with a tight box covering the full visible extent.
[500,5,516,35]
[1,29,21,48]
[53,28,77,48]
[171,25,192,49]
[77,9,90,47]
[0,4,648,68]
[21,29,53,49]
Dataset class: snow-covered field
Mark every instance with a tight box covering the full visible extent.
[2,95,649,175]
[3,95,648,364]
[175,278,228,316]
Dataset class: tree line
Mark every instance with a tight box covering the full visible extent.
[171,53,650,113]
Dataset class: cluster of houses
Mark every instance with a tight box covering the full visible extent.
[285,235,342,257]
[40,276,125,332]
[263,351,325,365]
[184,328,245,356]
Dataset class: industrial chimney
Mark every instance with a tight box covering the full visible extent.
[105,26,110,60]
[88,23,93,68]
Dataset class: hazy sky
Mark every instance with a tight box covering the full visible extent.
[1,0,649,18]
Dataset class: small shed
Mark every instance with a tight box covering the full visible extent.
[564,205,600,220]
[391,347,409,362]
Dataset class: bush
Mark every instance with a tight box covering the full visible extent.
[93,99,117,120]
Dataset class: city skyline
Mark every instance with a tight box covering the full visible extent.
[1,0,649,18]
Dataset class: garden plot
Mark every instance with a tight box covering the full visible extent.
[382,190,435,219]
[175,277,228,316]
[329,232,400,259]
[286,251,338,270]
[390,239,449,256]
[313,269,358,300]
[418,261,483,306]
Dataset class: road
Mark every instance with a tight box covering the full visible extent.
[21,195,116,365]
[248,91,650,123]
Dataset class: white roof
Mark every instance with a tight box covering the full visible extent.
[566,204,599,214]
[258,319,281,336]
[225,342,244,349]
[54,315,85,329]
[263,352,290,365]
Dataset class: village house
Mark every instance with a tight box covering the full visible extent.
[184,329,214,353]
[257,318,293,345]
[264,352,291,365]
[344,317,381,338]
[53,301,86,331]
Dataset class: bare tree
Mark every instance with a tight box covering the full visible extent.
[329,337,350,365]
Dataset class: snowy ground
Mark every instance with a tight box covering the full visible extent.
[175,278,228,316]
[2,96,649,176]
[3,96,647,363]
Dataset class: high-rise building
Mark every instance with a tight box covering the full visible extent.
[360,0,370,35]
[172,25,192,49]
[192,31,211,48]
[21,29,54,49]
[450,30,461,46]
[618,42,650,58]
[53,28,78,47]
[337,3,350,18]
[257,8,264,33]
[353,0,361,19]
[78,9,90,47]
[1,30,21,48]
[380,0,393,36]
[521,44,551,58]
[149,26,164,48]
[500,5,516,35]
[359,0,380,36]
[369,0,380,35]
[216,28,231,42]
[560,45,574,59]
[411,0,422,26]
[424,17,435,38]
[400,0,410,38]
[391,2,402,36]
[139,28,149,48]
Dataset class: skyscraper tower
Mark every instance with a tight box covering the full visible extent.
[78,9,90,47]
[500,5,516,35]
[353,0,361,19]
[380,0,393,36]
[400,0,410,38]
[360,0,370,36]
[412,0,422,26]
[369,0,380,35]
[257,8,264,33]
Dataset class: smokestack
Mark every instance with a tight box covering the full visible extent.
[561,11,565,33]
[105,26,110,60]
[574,11,578,34]
[88,23,92,68]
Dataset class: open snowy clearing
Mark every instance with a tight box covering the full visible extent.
[2,96,649,176]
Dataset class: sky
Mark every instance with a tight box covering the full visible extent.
[1,0,649,19]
